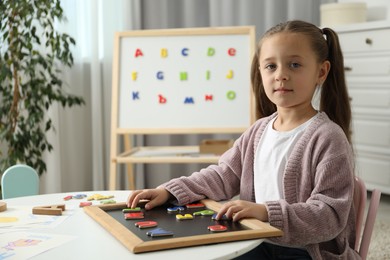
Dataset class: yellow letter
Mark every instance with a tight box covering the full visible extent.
[226,70,233,79]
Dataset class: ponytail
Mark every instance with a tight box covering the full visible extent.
[321,28,352,143]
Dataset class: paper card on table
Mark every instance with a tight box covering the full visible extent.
[0,206,73,234]
[0,232,75,260]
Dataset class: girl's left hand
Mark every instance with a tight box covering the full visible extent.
[215,200,268,222]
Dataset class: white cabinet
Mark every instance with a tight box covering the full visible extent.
[336,22,390,194]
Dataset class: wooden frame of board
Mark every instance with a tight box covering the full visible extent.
[83,199,283,254]
[109,26,256,190]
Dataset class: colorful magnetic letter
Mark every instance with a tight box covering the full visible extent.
[131,71,137,81]
[180,72,188,81]
[186,203,205,208]
[79,202,92,207]
[167,206,185,212]
[156,71,164,80]
[228,48,236,56]
[181,48,189,56]
[158,94,167,104]
[63,195,73,201]
[73,194,87,199]
[134,48,143,57]
[226,91,236,100]
[226,70,233,79]
[123,207,142,213]
[208,225,228,232]
[207,47,215,56]
[176,214,194,220]
[132,91,140,100]
[100,199,116,204]
[124,212,144,220]
[206,70,211,80]
[135,221,158,229]
[193,210,215,216]
[184,97,194,104]
[146,228,174,237]
[161,48,168,58]
[212,213,229,220]
[205,95,213,101]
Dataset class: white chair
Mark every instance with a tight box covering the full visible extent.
[1,164,39,199]
[353,176,382,260]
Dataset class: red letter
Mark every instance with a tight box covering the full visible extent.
[228,48,236,56]
[135,48,143,57]
[205,95,213,101]
[158,94,167,104]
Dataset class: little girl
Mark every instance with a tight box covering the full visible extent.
[127,20,359,259]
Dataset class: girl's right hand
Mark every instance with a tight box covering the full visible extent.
[126,188,172,210]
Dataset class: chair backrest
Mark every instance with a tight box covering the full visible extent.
[354,176,367,250]
[353,176,382,260]
[1,164,39,199]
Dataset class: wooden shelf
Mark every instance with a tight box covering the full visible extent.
[115,146,220,164]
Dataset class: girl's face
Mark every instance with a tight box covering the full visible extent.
[258,32,330,111]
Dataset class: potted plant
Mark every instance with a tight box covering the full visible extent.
[0,0,84,176]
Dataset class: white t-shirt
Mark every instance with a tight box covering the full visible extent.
[254,114,317,203]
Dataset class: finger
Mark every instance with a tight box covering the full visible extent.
[225,205,239,220]
[216,203,231,220]
[132,190,152,209]
[127,190,142,208]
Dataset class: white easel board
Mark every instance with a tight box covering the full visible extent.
[111,26,255,134]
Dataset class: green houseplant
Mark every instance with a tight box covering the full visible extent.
[0,0,84,176]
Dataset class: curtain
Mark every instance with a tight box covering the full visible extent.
[39,0,335,193]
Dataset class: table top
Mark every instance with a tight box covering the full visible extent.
[2,191,262,260]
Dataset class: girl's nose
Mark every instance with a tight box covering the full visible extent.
[275,68,289,81]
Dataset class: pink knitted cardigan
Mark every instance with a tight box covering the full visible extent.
[160,112,360,259]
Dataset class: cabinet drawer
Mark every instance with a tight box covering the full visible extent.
[344,57,390,76]
[352,119,390,147]
[357,156,390,186]
[349,89,390,109]
[338,28,390,53]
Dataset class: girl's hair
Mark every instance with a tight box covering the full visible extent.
[251,20,352,143]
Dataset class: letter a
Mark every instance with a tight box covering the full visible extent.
[134,48,143,57]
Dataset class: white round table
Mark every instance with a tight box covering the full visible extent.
[2,191,262,259]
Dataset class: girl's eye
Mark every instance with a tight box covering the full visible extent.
[290,62,301,68]
[265,64,276,70]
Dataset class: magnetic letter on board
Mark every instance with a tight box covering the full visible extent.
[226,91,236,100]
[180,72,188,81]
[161,48,168,58]
[157,71,164,80]
[132,91,140,100]
[205,95,213,101]
[226,70,233,79]
[132,71,137,81]
[207,47,215,56]
[206,70,211,80]
[228,48,236,56]
[135,48,143,57]
[158,94,167,104]
[181,48,189,56]
[184,97,195,104]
